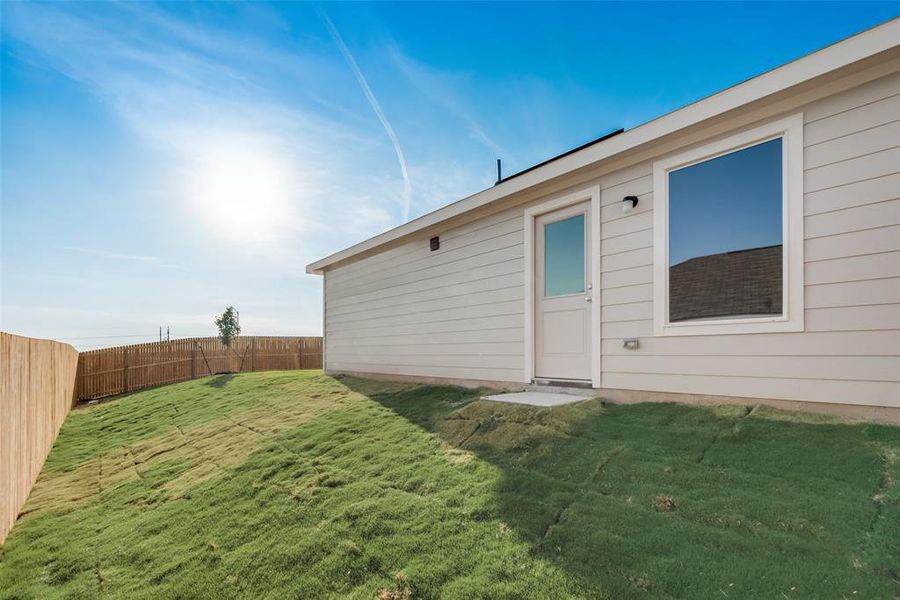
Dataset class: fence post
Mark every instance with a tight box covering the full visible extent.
[74,356,82,403]
[250,338,256,372]
[123,348,129,394]
[191,343,196,380]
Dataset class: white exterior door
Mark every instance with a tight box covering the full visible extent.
[534,201,592,381]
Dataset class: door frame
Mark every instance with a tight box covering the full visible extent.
[523,185,601,388]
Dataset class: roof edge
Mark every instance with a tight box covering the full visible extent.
[307,17,899,275]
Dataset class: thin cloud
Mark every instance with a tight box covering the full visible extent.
[320,11,413,222]
[388,46,512,162]
[63,246,158,261]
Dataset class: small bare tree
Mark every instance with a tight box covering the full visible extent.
[215,306,241,347]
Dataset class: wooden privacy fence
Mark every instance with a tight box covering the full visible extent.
[76,336,323,401]
[1,333,80,544]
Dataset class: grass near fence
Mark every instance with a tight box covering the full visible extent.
[1,371,898,599]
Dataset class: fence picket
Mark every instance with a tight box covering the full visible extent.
[0,333,79,544]
[76,336,322,401]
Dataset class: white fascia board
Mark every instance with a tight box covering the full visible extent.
[306,18,899,275]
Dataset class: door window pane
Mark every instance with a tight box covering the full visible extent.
[668,138,783,322]
[544,214,585,297]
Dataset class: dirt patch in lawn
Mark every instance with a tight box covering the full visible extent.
[653,495,676,512]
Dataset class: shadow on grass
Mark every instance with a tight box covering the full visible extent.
[339,376,900,599]
[205,374,236,388]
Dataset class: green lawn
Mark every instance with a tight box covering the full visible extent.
[1,371,898,599]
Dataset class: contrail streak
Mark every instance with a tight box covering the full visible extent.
[321,12,412,222]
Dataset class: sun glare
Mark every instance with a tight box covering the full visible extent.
[189,141,292,242]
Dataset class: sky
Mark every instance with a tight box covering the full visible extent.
[1,2,897,349]
[669,138,782,266]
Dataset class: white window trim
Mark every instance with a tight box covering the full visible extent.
[652,113,804,336]
[523,185,601,387]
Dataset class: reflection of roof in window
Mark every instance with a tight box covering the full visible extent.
[670,245,782,322]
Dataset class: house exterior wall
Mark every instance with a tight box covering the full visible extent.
[324,208,528,383]
[323,70,900,409]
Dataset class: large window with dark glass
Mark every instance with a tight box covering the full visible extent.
[668,138,783,322]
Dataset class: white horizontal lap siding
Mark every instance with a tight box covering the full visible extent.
[324,206,527,383]
[599,73,900,408]
[601,373,897,408]
[326,231,523,298]
[327,313,524,338]
[326,213,523,294]
[326,259,522,311]
[600,330,900,356]
[326,297,523,329]
[325,361,524,383]
[806,278,899,308]
[326,286,524,325]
